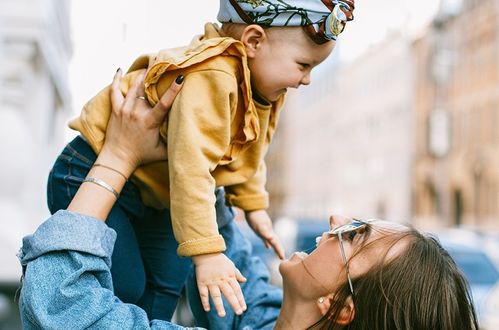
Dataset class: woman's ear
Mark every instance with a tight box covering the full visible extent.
[335,296,355,326]
[316,296,331,316]
[316,295,355,325]
[240,24,266,58]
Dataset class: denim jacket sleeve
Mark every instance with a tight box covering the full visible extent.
[17,210,200,330]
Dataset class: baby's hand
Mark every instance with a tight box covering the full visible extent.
[192,252,247,317]
[245,209,285,260]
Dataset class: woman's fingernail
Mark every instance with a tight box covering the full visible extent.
[175,75,184,84]
[116,68,121,73]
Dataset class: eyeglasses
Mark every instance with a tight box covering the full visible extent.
[316,219,373,296]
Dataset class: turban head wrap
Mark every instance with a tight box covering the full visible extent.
[218,0,355,44]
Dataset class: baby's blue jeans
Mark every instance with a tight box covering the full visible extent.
[47,135,232,321]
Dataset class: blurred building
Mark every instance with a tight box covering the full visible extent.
[0,0,72,282]
[267,34,415,222]
[413,0,499,230]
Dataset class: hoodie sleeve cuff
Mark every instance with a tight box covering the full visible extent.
[177,235,226,257]
[225,192,269,211]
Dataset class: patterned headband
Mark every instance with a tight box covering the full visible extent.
[218,0,355,44]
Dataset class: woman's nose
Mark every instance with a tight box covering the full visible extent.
[329,215,352,229]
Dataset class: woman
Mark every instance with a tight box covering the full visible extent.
[18,71,479,330]
[275,218,479,329]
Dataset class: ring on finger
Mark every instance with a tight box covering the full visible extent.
[136,96,147,101]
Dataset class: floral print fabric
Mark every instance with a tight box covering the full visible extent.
[218,0,355,41]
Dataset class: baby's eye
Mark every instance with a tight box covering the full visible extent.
[298,62,310,69]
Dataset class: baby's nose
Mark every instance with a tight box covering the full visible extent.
[300,74,311,86]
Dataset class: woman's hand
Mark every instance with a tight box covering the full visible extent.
[99,69,184,176]
[68,70,183,221]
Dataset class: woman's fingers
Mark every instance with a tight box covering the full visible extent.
[110,69,124,114]
[149,75,184,126]
[122,70,146,114]
[109,70,182,128]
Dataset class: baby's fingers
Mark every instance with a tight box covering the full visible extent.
[266,235,285,260]
[229,277,247,312]
[198,284,211,312]
[209,285,226,317]
[235,267,247,283]
[221,282,244,315]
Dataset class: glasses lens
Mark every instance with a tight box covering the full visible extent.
[331,220,366,235]
[315,220,366,247]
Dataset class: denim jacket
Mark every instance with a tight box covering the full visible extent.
[18,210,281,329]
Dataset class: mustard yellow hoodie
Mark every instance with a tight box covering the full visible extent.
[69,23,284,256]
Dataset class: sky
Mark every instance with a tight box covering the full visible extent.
[69,0,440,115]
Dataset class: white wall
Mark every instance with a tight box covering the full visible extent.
[0,0,72,282]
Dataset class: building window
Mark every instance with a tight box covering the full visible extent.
[452,189,463,226]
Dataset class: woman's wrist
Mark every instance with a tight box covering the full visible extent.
[97,146,138,179]
[68,163,128,221]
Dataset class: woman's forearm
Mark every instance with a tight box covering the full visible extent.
[67,148,135,221]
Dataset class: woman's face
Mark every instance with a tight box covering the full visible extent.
[279,215,409,300]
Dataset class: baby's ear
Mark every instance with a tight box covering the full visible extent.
[240,24,266,58]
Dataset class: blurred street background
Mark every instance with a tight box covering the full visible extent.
[0,0,498,328]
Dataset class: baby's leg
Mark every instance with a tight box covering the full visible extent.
[132,207,192,321]
[47,136,147,303]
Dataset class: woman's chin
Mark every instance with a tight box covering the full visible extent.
[279,251,309,273]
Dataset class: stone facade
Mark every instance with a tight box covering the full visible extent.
[267,34,415,223]
[412,0,499,230]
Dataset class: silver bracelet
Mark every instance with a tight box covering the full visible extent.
[83,177,119,199]
[92,163,128,181]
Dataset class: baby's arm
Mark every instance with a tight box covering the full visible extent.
[225,162,285,259]
[245,209,285,259]
[161,69,249,315]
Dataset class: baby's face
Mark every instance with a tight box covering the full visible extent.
[248,27,335,102]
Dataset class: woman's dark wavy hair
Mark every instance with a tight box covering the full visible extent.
[308,228,479,330]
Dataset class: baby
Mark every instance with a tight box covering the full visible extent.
[47,0,355,321]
